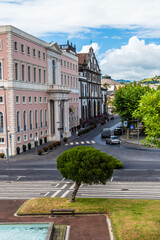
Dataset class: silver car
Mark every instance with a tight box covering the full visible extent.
[106,136,120,145]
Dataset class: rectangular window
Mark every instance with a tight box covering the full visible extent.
[33,48,36,57]
[65,75,66,85]
[73,77,75,88]
[17,136,21,143]
[34,67,36,83]
[28,66,31,82]
[73,64,75,70]
[0,96,3,103]
[29,96,32,103]
[44,69,46,84]
[61,60,63,66]
[64,61,66,67]
[34,96,37,103]
[61,74,63,85]
[15,62,18,80]
[68,76,69,86]
[67,62,69,68]
[45,130,47,135]
[76,65,78,71]
[22,96,26,104]
[30,133,33,139]
[43,52,46,60]
[40,96,42,103]
[21,44,24,53]
[71,76,72,88]
[16,96,20,104]
[14,41,18,51]
[0,62,2,80]
[39,69,41,83]
[0,138,4,143]
[44,97,47,103]
[38,50,41,59]
[70,63,72,69]
[27,46,30,55]
[0,40,2,50]
[40,131,43,136]
[24,135,27,141]
[22,64,25,81]
[45,109,47,127]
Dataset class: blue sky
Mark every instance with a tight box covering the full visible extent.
[1,0,160,81]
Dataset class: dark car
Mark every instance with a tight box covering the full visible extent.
[106,136,121,145]
[101,128,111,138]
[114,126,123,135]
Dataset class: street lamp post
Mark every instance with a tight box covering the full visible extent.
[0,86,10,182]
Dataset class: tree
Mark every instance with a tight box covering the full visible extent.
[133,90,160,147]
[57,146,123,202]
[113,82,151,138]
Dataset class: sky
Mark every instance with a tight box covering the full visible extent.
[1,0,160,81]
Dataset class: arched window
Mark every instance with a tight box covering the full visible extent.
[0,112,3,133]
[17,111,20,132]
[23,111,26,131]
[29,110,32,130]
[52,60,55,84]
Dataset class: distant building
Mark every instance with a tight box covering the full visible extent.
[102,74,124,115]
[77,47,102,124]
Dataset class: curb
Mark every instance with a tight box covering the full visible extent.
[106,215,116,240]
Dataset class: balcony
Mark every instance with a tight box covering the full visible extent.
[47,84,71,94]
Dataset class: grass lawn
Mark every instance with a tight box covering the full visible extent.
[18,198,160,240]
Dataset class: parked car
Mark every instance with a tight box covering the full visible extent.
[101,128,111,138]
[114,126,123,135]
[106,136,121,145]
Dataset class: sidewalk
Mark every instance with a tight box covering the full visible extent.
[0,200,110,240]
[120,135,145,145]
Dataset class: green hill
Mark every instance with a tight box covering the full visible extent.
[140,76,160,84]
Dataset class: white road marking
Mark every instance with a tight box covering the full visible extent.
[51,190,61,197]
[69,183,75,189]
[55,183,59,187]
[75,142,79,145]
[61,184,68,189]
[33,168,57,171]
[86,141,90,144]
[110,177,113,182]
[70,142,74,145]
[62,178,65,181]
[65,144,68,146]
[65,226,70,240]
[80,184,84,188]
[6,168,27,170]
[60,190,70,198]
[44,192,50,197]
[91,141,95,144]
[81,141,85,144]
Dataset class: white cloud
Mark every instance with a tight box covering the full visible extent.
[1,0,160,36]
[79,43,100,54]
[100,36,160,81]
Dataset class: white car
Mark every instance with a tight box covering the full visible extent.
[106,136,121,145]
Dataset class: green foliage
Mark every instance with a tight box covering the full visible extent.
[133,90,160,147]
[57,146,122,185]
[113,82,152,124]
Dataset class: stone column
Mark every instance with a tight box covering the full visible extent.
[54,100,61,141]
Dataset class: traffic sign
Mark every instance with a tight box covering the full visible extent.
[124,121,128,127]
[130,125,134,130]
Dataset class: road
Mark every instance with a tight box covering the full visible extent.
[1,116,160,199]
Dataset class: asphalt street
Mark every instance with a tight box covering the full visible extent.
[0,116,160,182]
